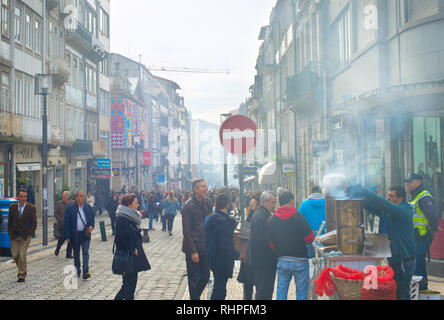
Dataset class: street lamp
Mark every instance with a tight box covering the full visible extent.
[35,74,52,246]
[134,136,140,190]
[220,113,232,193]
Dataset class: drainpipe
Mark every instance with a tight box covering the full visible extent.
[291,0,299,203]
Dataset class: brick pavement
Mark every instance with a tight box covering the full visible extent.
[0,214,188,300]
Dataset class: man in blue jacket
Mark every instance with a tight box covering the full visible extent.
[204,193,241,300]
[64,190,95,280]
[298,186,326,259]
[349,185,416,300]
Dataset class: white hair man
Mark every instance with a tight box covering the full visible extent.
[246,190,278,300]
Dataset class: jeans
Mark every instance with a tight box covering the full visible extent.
[161,214,167,230]
[415,235,431,291]
[115,272,138,300]
[73,232,91,276]
[185,254,210,300]
[306,243,315,259]
[254,268,276,300]
[166,214,175,232]
[148,212,155,229]
[276,258,309,300]
[211,272,229,300]
[391,258,416,300]
[55,237,73,257]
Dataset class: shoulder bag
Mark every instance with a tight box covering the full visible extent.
[77,209,91,239]
[112,241,135,275]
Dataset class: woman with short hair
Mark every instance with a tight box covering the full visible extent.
[114,194,151,300]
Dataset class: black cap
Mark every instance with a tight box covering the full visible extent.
[405,173,423,183]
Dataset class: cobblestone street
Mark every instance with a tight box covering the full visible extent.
[1,213,443,300]
[0,214,188,300]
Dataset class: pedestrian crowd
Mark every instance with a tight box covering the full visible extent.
[3,171,442,301]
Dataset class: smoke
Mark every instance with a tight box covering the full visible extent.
[322,173,349,199]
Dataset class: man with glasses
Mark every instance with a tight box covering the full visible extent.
[246,190,278,300]
[349,185,416,300]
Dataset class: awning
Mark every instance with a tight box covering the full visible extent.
[258,161,279,185]
[243,176,256,184]
[17,163,41,172]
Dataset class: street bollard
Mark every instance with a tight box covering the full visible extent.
[142,228,150,243]
[99,221,107,242]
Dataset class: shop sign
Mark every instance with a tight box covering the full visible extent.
[143,152,151,166]
[15,145,41,163]
[157,174,166,184]
[283,164,296,176]
[97,158,111,169]
[112,168,120,177]
[92,168,112,179]
[313,140,330,158]
[77,161,82,168]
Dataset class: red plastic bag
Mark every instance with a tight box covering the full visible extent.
[361,265,397,300]
[314,265,364,297]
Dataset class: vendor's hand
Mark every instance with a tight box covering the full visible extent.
[191,253,199,264]
[349,185,367,198]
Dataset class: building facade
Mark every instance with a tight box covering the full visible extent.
[246,0,444,219]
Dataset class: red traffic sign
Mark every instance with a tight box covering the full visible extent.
[219,115,257,155]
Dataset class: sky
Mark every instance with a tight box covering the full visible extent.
[110,0,276,125]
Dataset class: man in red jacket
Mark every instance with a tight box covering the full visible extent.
[268,190,314,300]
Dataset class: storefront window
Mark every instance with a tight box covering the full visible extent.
[75,168,82,191]
[413,117,443,218]
[0,164,5,199]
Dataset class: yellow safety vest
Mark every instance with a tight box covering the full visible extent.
[409,190,432,237]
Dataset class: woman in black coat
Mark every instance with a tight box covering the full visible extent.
[114,194,151,300]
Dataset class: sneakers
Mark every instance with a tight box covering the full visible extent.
[83,272,91,280]
[17,278,25,283]
[169,231,173,236]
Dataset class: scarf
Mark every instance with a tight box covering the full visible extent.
[116,205,142,229]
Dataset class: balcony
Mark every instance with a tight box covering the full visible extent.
[46,0,58,11]
[286,62,321,103]
[48,56,70,84]
[0,112,22,139]
[51,126,62,144]
[64,128,76,145]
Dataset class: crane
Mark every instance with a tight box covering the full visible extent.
[147,66,231,74]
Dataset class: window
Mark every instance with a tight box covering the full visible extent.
[25,13,31,49]
[35,92,40,118]
[14,6,22,44]
[24,80,31,117]
[99,89,109,115]
[99,58,108,76]
[14,77,21,114]
[79,61,84,90]
[34,20,41,54]
[73,56,78,87]
[87,8,96,36]
[1,73,8,111]
[86,65,97,95]
[2,0,9,37]
[305,21,311,66]
[99,7,109,37]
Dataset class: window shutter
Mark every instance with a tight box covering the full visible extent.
[408,0,439,22]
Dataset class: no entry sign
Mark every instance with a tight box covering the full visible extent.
[219,115,257,155]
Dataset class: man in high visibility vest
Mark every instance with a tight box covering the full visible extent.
[405,173,440,291]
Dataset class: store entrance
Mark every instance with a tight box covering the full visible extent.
[16,170,37,205]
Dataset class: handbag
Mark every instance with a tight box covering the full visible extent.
[77,209,91,239]
[238,221,251,240]
[112,242,135,275]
